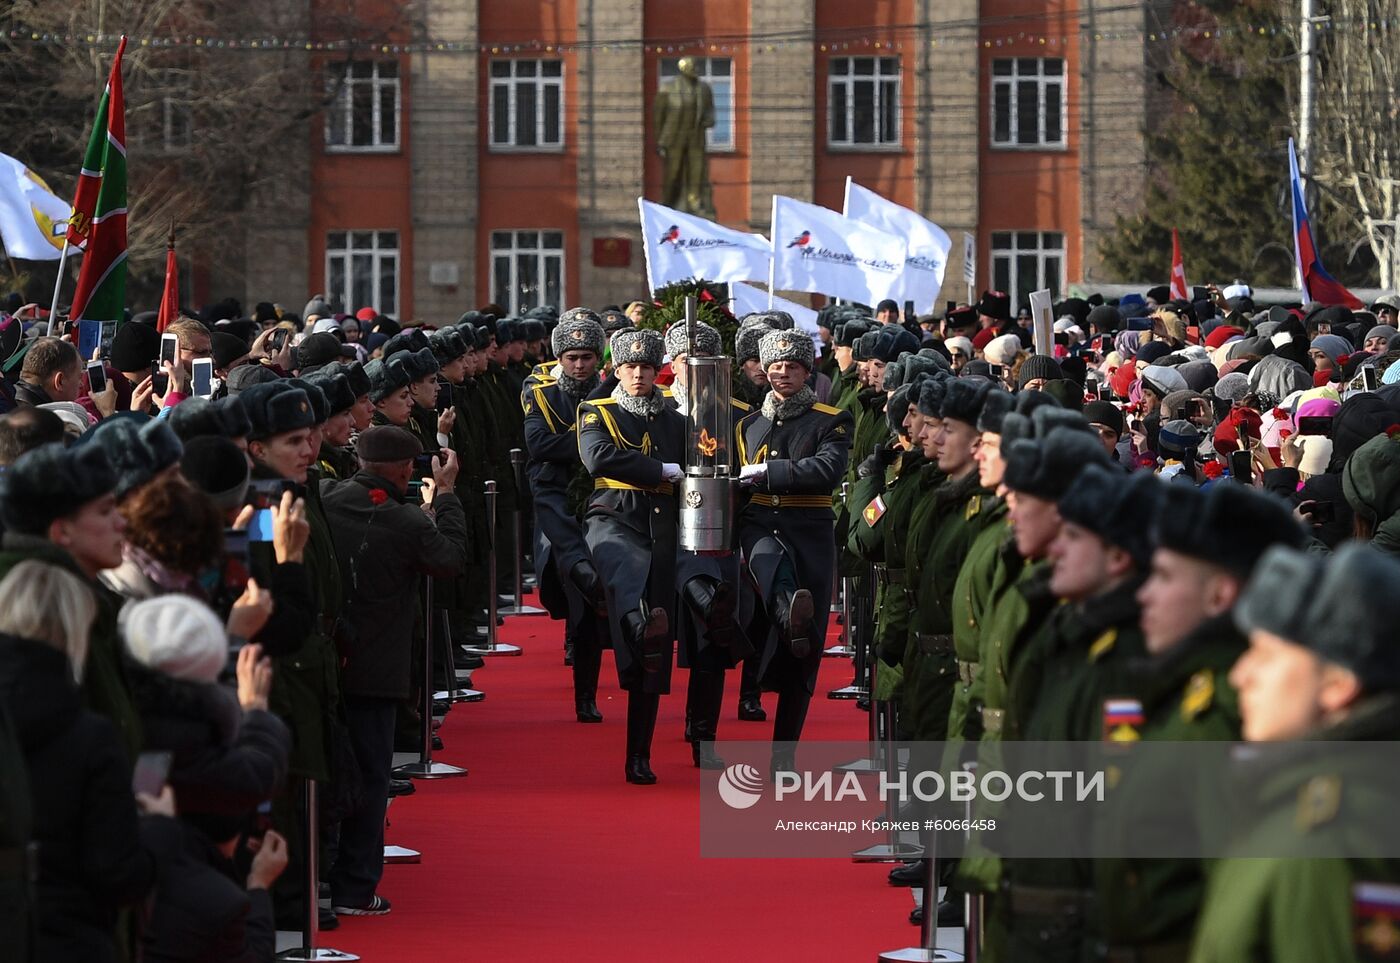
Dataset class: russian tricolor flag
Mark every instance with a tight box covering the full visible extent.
[1289,138,1364,310]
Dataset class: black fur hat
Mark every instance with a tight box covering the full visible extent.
[79,414,184,499]
[976,389,1016,434]
[939,378,991,425]
[168,396,253,442]
[1002,428,1111,500]
[1057,464,1162,567]
[302,371,356,416]
[1155,483,1305,578]
[0,442,118,534]
[240,382,316,440]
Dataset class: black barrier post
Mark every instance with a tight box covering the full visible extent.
[461,479,523,656]
[274,779,359,962]
[499,448,544,616]
[393,581,466,780]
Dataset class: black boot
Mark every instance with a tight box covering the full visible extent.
[770,587,816,659]
[738,696,766,721]
[621,602,670,682]
[624,691,659,785]
[568,560,608,617]
[576,698,603,723]
[738,655,765,720]
[687,669,726,770]
[681,576,753,659]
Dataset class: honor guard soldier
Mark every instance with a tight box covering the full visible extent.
[577,328,685,785]
[1192,543,1400,962]
[524,311,610,722]
[735,329,853,771]
[666,319,754,770]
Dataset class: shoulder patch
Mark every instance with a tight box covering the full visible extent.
[591,398,618,407]
[732,399,752,412]
[1296,774,1341,831]
[1102,698,1144,743]
[862,495,887,527]
[1181,670,1215,721]
[812,402,841,415]
[1353,882,1400,957]
[964,495,983,520]
[1088,628,1118,662]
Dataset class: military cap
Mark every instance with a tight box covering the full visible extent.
[976,388,1016,434]
[178,435,250,512]
[1236,543,1400,691]
[880,359,906,392]
[834,318,873,348]
[456,310,484,328]
[296,332,344,371]
[609,328,664,368]
[388,346,440,381]
[525,304,558,323]
[302,371,356,416]
[600,309,632,335]
[940,378,991,425]
[285,378,329,424]
[904,350,950,382]
[365,356,413,402]
[357,424,424,463]
[0,442,119,534]
[169,395,252,442]
[454,323,489,352]
[759,329,815,371]
[867,326,921,363]
[495,319,526,343]
[381,329,431,360]
[554,315,608,358]
[887,383,917,435]
[741,310,795,331]
[735,323,772,364]
[428,329,468,364]
[664,320,721,360]
[1155,483,1305,578]
[852,329,881,363]
[915,372,953,417]
[79,414,184,499]
[1003,428,1111,500]
[240,382,316,440]
[337,361,370,399]
[224,363,280,396]
[520,319,546,342]
[1058,464,1162,567]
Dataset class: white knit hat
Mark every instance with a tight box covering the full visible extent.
[1298,435,1334,476]
[121,595,228,683]
[944,336,975,359]
[984,333,1022,367]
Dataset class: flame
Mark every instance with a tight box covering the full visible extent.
[697,427,719,457]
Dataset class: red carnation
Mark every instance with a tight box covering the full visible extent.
[1387,425,1400,441]
[1272,407,1287,420]
[1338,354,1352,366]
[369,488,388,506]
[699,289,715,302]
[1202,461,1224,480]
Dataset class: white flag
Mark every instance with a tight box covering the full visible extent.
[638,198,771,293]
[0,153,68,261]
[770,195,906,306]
[731,282,823,356]
[843,178,951,309]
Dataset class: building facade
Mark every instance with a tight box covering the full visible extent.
[241,0,1153,321]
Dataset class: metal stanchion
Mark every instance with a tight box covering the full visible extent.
[461,480,523,656]
[499,448,544,616]
[830,555,871,699]
[877,825,962,961]
[825,482,854,658]
[852,697,921,863]
[393,582,467,780]
[433,610,485,704]
[835,640,886,774]
[276,779,358,962]
[963,761,981,962]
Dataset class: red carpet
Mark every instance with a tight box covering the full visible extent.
[321,615,918,960]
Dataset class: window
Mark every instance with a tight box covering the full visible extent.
[991,58,1065,148]
[326,61,400,151]
[491,231,565,316]
[828,56,901,148]
[658,58,734,151]
[490,60,564,150]
[327,231,399,316]
[991,232,1065,311]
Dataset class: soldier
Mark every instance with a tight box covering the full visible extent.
[302,370,358,480]
[666,319,754,770]
[451,321,501,642]
[735,329,853,771]
[524,311,610,722]
[1192,543,1400,962]
[480,323,526,599]
[577,329,685,785]
[1090,483,1307,960]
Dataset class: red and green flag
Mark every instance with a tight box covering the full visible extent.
[68,36,128,324]
[155,226,178,333]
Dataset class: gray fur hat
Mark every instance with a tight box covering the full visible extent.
[551,315,607,358]
[740,310,795,331]
[758,329,815,371]
[735,323,772,364]
[664,320,722,359]
[609,328,665,368]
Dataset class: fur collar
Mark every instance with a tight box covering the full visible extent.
[556,371,600,403]
[611,384,667,418]
[761,386,816,422]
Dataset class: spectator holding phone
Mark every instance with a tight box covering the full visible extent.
[11,336,83,409]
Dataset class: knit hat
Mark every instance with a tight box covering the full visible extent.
[1141,364,1189,398]
[1160,389,1206,422]
[1086,304,1121,335]
[1155,483,1306,578]
[663,320,721,360]
[1178,360,1219,394]
[976,389,1016,434]
[303,296,335,320]
[1249,355,1312,408]
[178,435,250,511]
[1136,341,1173,367]
[121,595,227,684]
[357,424,423,463]
[81,415,184,499]
[224,363,280,396]
[1213,371,1251,404]
[1236,543,1400,691]
[1310,334,1351,365]
[944,336,974,360]
[1003,428,1111,499]
[302,371,356,415]
[1366,324,1400,345]
[1016,354,1063,390]
[759,329,815,371]
[1298,435,1334,475]
[1204,325,1245,350]
[210,332,251,371]
[1058,464,1162,567]
[296,332,344,371]
[554,315,608,358]
[109,321,161,372]
[169,396,252,442]
[1157,419,1202,459]
[1342,430,1400,525]
[1083,400,1124,435]
[610,328,665,368]
[940,378,990,425]
[984,334,1022,367]
[240,382,316,440]
[365,356,412,402]
[734,323,771,364]
[0,442,118,535]
[971,327,999,353]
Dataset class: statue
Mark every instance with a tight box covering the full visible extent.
[654,57,716,219]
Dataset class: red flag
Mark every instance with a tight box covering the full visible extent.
[67,37,128,324]
[1169,229,1189,302]
[155,229,178,333]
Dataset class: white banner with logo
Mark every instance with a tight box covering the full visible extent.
[0,152,68,261]
[639,198,772,293]
[769,195,906,307]
[842,178,951,309]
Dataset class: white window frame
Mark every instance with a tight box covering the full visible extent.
[490,230,566,317]
[658,57,735,152]
[827,56,902,150]
[990,58,1067,149]
[489,59,565,152]
[326,231,400,317]
[325,60,402,153]
[991,231,1066,310]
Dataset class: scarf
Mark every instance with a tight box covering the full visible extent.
[556,371,600,403]
[761,385,817,422]
[611,383,667,418]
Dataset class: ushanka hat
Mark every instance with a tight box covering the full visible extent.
[341,360,372,398]
[390,346,440,381]
[365,356,413,402]
[81,414,184,499]
[915,372,953,417]
[169,396,253,442]
[1003,428,1111,499]
[428,328,468,364]
[239,382,316,440]
[740,310,795,331]
[1057,464,1162,567]
[609,328,664,368]
[285,378,329,425]
[758,329,816,370]
[664,320,721,360]
[302,371,356,415]
[975,388,1016,434]
[1154,483,1305,578]
[939,378,991,425]
[735,323,772,364]
[553,312,607,357]
[0,442,118,534]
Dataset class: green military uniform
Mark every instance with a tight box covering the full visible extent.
[833,363,862,414]
[947,505,1009,744]
[316,440,357,481]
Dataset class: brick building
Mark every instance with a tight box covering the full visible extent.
[239,0,1157,321]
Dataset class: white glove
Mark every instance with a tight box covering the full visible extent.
[739,464,768,486]
[661,462,685,483]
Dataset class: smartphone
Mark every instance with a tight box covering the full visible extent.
[132,750,173,797]
[159,332,179,367]
[223,529,250,565]
[100,320,117,359]
[248,477,292,509]
[435,380,452,413]
[1189,398,1209,420]
[86,360,107,395]
[1306,500,1336,524]
[77,319,103,360]
[248,508,275,542]
[945,300,957,316]
[413,452,437,480]
[152,370,170,396]
[1098,383,1114,401]
[1229,450,1253,484]
[1363,366,1379,392]
[270,328,289,352]
[903,299,915,324]
[191,357,213,398]
[1298,415,1333,436]
[988,364,1006,380]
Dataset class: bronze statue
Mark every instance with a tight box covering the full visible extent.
[654,57,716,218]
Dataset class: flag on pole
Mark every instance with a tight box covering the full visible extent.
[156,227,178,334]
[770,195,906,306]
[842,178,951,309]
[1169,228,1189,301]
[730,281,823,356]
[0,153,69,261]
[638,198,771,293]
[1288,137,1363,310]
[68,36,128,324]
